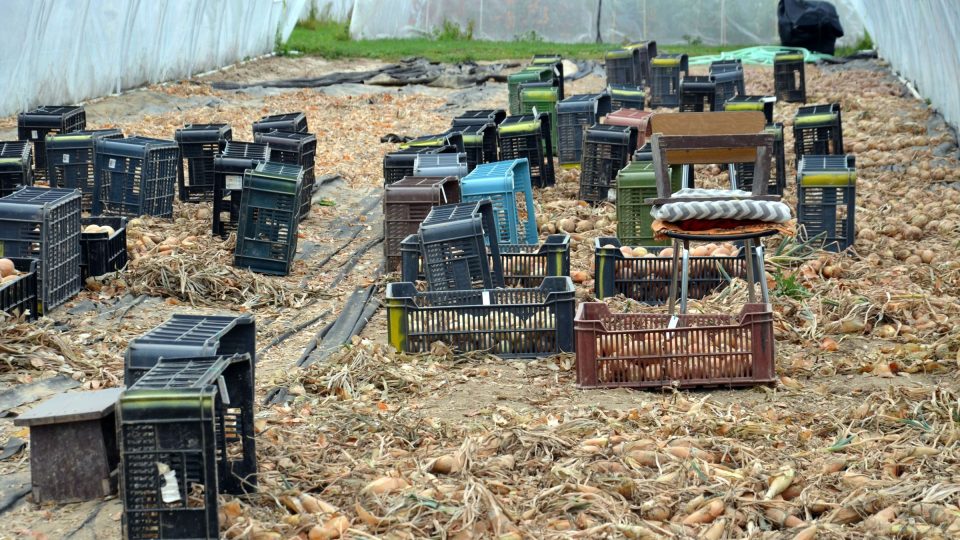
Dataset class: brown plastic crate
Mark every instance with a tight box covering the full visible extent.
[602,109,653,152]
[383,176,460,271]
[574,302,775,389]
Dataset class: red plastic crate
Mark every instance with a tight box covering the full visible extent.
[602,109,653,152]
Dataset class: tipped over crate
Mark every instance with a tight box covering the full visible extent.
[774,53,806,103]
[498,114,556,188]
[93,137,180,218]
[574,302,775,389]
[234,162,303,275]
[579,124,637,203]
[679,76,717,112]
[445,124,497,170]
[413,152,469,179]
[45,130,123,210]
[0,257,38,320]
[649,54,689,108]
[608,84,646,111]
[175,123,232,203]
[603,108,653,152]
[709,59,745,102]
[80,216,127,279]
[794,103,844,162]
[605,48,640,86]
[401,132,465,154]
[530,54,565,100]
[383,146,458,185]
[507,66,553,115]
[18,106,86,181]
[519,84,561,153]
[417,200,505,291]
[797,154,856,252]
[626,41,657,85]
[252,112,307,135]
[124,313,256,386]
[254,131,317,221]
[460,159,537,245]
[0,187,81,314]
[452,109,507,128]
[615,162,681,246]
[0,142,33,198]
[730,123,786,196]
[384,176,460,271]
[723,95,776,124]
[557,93,613,166]
[386,276,575,358]
[213,141,270,238]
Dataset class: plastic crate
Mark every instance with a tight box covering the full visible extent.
[125,313,256,386]
[252,112,308,135]
[384,176,460,271]
[608,84,646,111]
[45,130,123,210]
[579,124,637,203]
[557,93,613,166]
[93,136,180,218]
[0,257,38,320]
[253,131,317,221]
[497,114,556,188]
[593,237,754,303]
[797,154,856,252]
[603,108,653,152]
[723,95,776,124]
[452,109,507,128]
[679,75,717,112]
[794,103,844,162]
[0,142,33,198]
[213,141,270,238]
[460,159,537,245]
[574,302,775,389]
[0,187,81,314]
[175,123,232,203]
[17,106,86,182]
[633,142,654,162]
[386,276,575,358]
[413,152,469,179]
[417,200,505,291]
[401,233,570,288]
[234,162,303,275]
[774,53,806,103]
[445,123,497,170]
[709,60,745,101]
[531,54,565,100]
[625,41,657,85]
[615,162,681,246]
[519,84,560,154]
[383,146,458,186]
[80,216,127,279]
[507,66,553,115]
[730,123,786,196]
[400,132,465,154]
[605,48,640,86]
[649,54,689,108]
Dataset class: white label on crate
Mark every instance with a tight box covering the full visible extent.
[108,158,116,169]
[217,376,231,405]
[226,175,242,190]
[482,291,491,305]
[62,154,70,164]
[31,130,38,139]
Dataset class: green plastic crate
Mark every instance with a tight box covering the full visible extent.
[615,162,681,246]
[507,67,552,115]
[519,85,559,154]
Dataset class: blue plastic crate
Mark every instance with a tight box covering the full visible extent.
[460,159,537,245]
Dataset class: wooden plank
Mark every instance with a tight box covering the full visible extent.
[649,111,765,136]
[0,375,80,414]
[664,148,759,164]
[14,388,122,426]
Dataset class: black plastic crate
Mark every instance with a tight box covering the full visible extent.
[794,103,844,163]
[531,54,565,100]
[253,131,317,221]
[626,41,657,86]
[17,105,86,181]
[80,216,127,279]
[556,93,613,166]
[605,48,640,86]
[649,54,689,108]
[213,141,270,238]
[774,53,806,103]
[175,123,232,203]
[384,176,460,271]
[797,154,856,252]
[45,129,123,210]
[125,313,256,386]
[593,237,755,303]
[234,162,303,276]
[386,276,575,358]
[723,95,776,124]
[383,146,457,186]
[418,200,505,291]
[679,75,717,112]
[608,84,646,111]
[497,114,556,188]
[0,141,33,198]
[93,137,180,218]
[252,112,308,135]
[445,123,497,170]
[709,59,745,100]
[452,109,507,128]
[731,123,786,196]
[0,187,81,315]
[0,257,39,320]
[401,132,465,154]
[401,233,570,287]
[579,124,637,203]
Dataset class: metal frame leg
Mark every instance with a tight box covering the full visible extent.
[756,243,769,303]
[667,238,681,316]
[744,238,756,303]
[680,239,691,314]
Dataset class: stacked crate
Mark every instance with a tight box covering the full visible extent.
[175,124,232,202]
[18,105,86,182]
[383,176,460,271]
[556,93,612,166]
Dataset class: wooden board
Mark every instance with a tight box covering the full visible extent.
[0,375,80,414]
[649,111,766,136]
[14,388,122,427]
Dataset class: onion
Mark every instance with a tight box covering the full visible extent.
[0,259,14,278]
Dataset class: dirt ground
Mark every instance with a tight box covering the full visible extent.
[1,53,959,539]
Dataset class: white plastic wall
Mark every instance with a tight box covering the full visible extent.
[0,0,305,117]
[850,0,959,130]
[299,0,353,21]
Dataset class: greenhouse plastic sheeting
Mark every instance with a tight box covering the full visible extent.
[299,0,353,22]
[0,0,304,116]
[348,0,865,46]
[849,0,959,130]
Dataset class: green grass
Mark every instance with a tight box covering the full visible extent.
[284,19,742,63]
[834,31,873,58]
